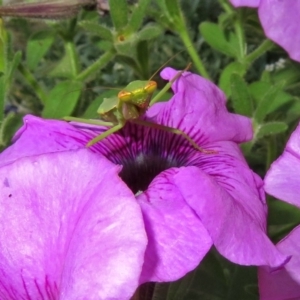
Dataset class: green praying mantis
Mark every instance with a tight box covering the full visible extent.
[64,64,215,154]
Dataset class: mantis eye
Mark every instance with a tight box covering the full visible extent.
[145,81,157,94]
[118,90,132,102]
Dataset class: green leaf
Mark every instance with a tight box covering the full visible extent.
[0,112,23,147]
[256,122,288,139]
[260,69,272,83]
[17,63,47,104]
[48,37,80,79]
[137,24,163,42]
[230,73,253,116]
[271,63,300,87]
[96,40,114,52]
[42,80,83,119]
[219,62,246,97]
[286,98,300,123]
[254,83,285,123]
[6,51,21,88]
[26,30,55,70]
[127,0,151,32]
[79,21,113,41]
[199,22,239,58]
[48,43,80,79]
[249,81,293,114]
[150,1,172,28]
[48,54,72,78]
[114,38,136,57]
[109,0,128,31]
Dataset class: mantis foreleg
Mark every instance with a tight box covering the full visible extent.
[63,116,124,147]
[63,116,114,127]
[86,123,125,147]
[131,119,216,154]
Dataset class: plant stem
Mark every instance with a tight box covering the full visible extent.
[245,39,274,65]
[76,50,116,82]
[178,27,210,79]
[219,0,247,62]
[233,12,246,60]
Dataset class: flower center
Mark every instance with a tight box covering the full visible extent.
[118,152,179,194]
[96,123,197,194]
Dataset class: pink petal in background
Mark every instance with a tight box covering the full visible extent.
[230,0,300,62]
[259,226,300,300]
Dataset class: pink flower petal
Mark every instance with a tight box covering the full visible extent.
[264,122,300,208]
[0,149,146,299]
[200,141,267,224]
[0,115,89,167]
[259,0,300,62]
[230,0,300,62]
[259,226,300,300]
[173,161,288,268]
[230,0,260,7]
[136,169,212,283]
[148,68,253,146]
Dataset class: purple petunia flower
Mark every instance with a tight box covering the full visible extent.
[0,68,288,299]
[259,122,300,300]
[230,0,300,62]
